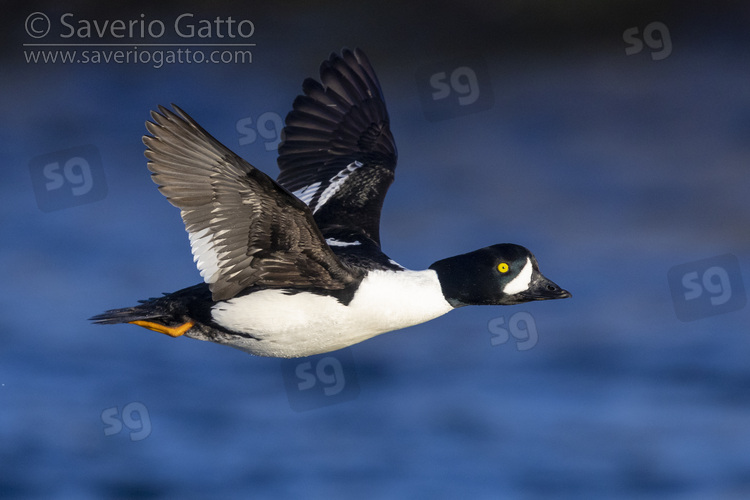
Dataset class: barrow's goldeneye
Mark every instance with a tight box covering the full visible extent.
[91,48,570,358]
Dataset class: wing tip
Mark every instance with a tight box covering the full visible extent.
[277,48,396,189]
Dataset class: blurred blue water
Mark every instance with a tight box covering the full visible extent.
[3,6,750,499]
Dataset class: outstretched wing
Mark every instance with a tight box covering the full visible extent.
[276,48,397,247]
[144,105,362,302]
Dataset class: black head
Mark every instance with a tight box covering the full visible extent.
[428,244,571,308]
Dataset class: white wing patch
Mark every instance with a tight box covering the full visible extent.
[291,182,321,206]
[313,161,363,213]
[187,226,222,285]
[388,259,405,270]
[325,238,362,247]
[288,161,363,213]
[503,257,533,295]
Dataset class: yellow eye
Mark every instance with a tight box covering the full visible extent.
[497,262,509,273]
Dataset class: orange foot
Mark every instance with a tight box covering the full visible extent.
[128,320,195,338]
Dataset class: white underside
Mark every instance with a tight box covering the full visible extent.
[207,269,453,358]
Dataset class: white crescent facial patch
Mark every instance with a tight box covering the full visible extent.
[503,257,533,295]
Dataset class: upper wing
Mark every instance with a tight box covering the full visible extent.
[144,105,362,302]
[276,48,398,247]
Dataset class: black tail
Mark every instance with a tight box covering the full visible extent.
[90,284,211,333]
[89,298,181,325]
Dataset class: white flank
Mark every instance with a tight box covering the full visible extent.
[313,161,363,213]
[503,257,533,295]
[291,182,321,206]
[187,226,222,284]
[210,268,453,358]
[325,238,362,247]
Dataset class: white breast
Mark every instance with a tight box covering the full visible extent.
[209,269,453,358]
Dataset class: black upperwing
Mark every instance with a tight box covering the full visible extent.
[276,48,398,249]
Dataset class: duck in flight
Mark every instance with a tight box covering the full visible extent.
[91,48,570,358]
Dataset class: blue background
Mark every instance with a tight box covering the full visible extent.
[3,2,750,498]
